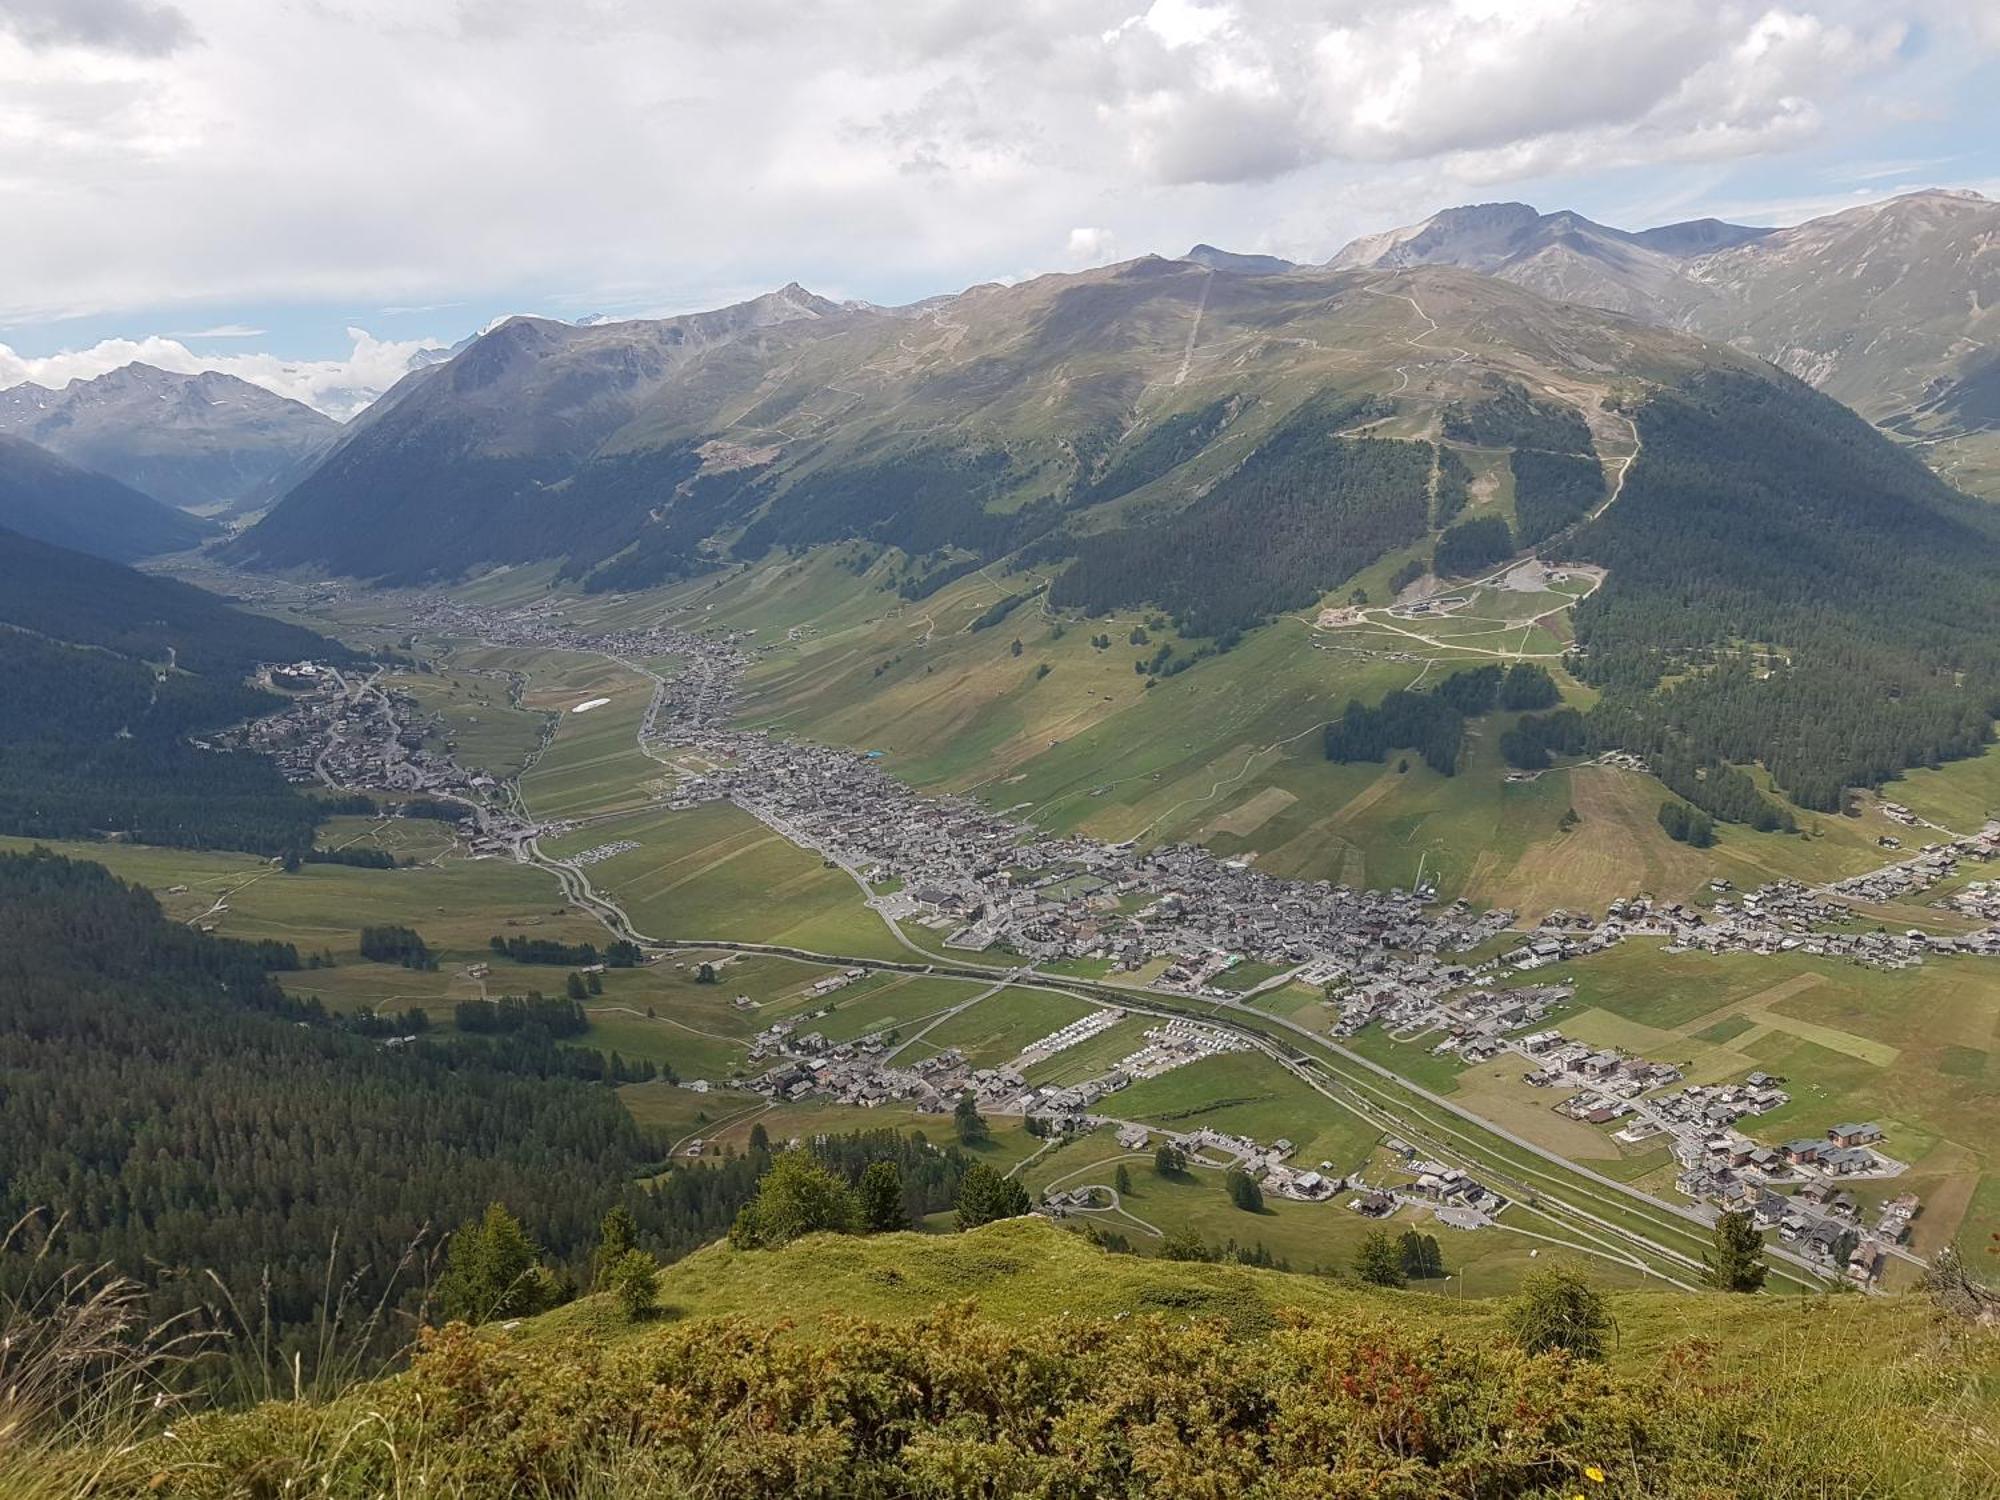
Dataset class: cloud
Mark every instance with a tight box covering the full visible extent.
[0,0,192,55]
[165,322,265,338]
[0,0,1988,351]
[0,328,449,418]
[1065,227,1119,264]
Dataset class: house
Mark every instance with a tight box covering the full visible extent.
[1782,1138,1823,1165]
[1352,1190,1395,1217]
[1827,1122,1884,1148]
[1116,1124,1150,1150]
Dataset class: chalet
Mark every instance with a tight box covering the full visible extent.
[1827,1122,1884,1148]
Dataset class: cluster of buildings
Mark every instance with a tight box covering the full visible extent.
[1826,830,1997,904]
[1671,1121,1914,1283]
[743,1003,1248,1127]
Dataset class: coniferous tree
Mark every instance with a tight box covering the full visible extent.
[1704,1210,1768,1293]
[439,1203,560,1325]
[604,1249,658,1322]
[953,1092,990,1146]
[1504,1265,1613,1359]
[1226,1170,1264,1213]
[858,1160,908,1233]
[1353,1230,1407,1287]
[954,1164,1030,1230]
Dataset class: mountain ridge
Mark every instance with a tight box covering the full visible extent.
[0,431,215,561]
[0,361,338,515]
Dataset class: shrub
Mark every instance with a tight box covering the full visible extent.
[729,1151,858,1248]
[1505,1264,1613,1360]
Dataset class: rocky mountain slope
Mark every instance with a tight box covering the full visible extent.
[1329,190,2000,488]
[0,432,214,561]
[0,362,338,514]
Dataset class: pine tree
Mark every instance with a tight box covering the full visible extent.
[1398,1229,1444,1279]
[1353,1229,1407,1288]
[565,972,588,1001]
[1157,1227,1209,1262]
[954,1164,1030,1230]
[953,1092,990,1146]
[1153,1143,1186,1176]
[1226,1169,1264,1213]
[858,1160,907,1233]
[438,1202,559,1324]
[594,1203,638,1285]
[1704,1210,1768,1292]
[1113,1164,1132,1196]
[604,1248,658,1322]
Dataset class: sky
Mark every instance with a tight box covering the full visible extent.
[1,0,1997,417]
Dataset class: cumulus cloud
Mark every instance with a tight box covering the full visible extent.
[1066,227,1120,264]
[0,328,448,418]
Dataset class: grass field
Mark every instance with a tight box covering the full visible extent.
[0,831,601,990]
[1015,1124,1655,1294]
[388,666,550,781]
[605,548,1913,917]
[517,653,663,820]
[540,800,911,959]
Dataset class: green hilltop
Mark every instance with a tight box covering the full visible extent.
[138,1219,1999,1499]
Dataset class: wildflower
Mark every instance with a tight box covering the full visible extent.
[1584,1465,1607,1483]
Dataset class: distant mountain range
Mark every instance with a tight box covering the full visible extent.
[0,363,338,515]
[1327,189,1998,437]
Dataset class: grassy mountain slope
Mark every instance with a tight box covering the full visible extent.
[147,1219,2000,1499]
[0,431,213,561]
[234,261,1723,591]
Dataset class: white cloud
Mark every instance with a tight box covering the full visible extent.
[0,327,448,418]
[1065,226,1119,264]
[0,0,1988,348]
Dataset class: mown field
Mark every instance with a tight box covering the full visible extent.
[540,800,912,959]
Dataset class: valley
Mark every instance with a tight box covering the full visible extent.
[98,537,1998,1299]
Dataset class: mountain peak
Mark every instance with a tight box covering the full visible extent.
[1182,244,1296,274]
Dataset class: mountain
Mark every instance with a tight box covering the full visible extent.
[1679,190,1999,422]
[0,432,214,561]
[1182,243,1296,273]
[1325,201,1752,320]
[0,525,352,853]
[0,363,339,515]
[1328,191,2000,489]
[237,259,1736,588]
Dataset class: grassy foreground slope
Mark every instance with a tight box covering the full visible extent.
[154,1220,1997,1499]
